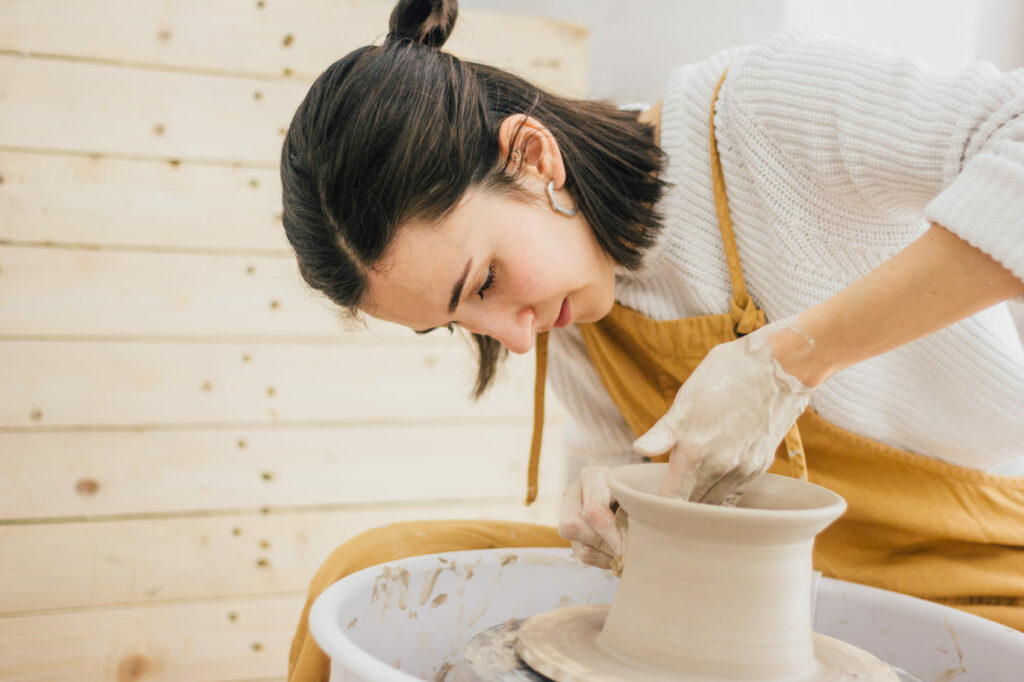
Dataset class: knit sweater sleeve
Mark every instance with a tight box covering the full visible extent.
[722,30,1024,288]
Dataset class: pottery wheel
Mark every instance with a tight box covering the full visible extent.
[514,605,921,682]
[442,618,552,682]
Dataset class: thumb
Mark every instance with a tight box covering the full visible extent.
[633,419,677,458]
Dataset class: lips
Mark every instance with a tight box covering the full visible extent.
[553,298,572,328]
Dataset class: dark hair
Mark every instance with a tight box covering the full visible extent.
[280,0,666,397]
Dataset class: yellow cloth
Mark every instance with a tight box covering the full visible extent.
[288,520,566,681]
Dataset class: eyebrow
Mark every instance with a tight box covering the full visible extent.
[448,259,471,315]
[413,259,471,335]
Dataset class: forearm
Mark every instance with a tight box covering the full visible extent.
[772,223,1024,387]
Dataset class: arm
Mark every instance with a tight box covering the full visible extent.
[636,223,1023,502]
[773,222,1024,387]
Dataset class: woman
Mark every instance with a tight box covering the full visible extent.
[280,0,1024,678]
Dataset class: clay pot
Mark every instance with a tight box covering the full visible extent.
[601,464,845,680]
[517,463,896,681]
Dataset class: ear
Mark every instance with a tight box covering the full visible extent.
[497,114,567,189]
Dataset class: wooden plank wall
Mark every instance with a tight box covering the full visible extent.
[0,2,586,680]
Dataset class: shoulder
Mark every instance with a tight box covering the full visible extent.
[720,28,938,110]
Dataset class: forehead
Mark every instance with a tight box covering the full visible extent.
[361,194,481,328]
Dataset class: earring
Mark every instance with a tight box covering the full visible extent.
[546,180,578,217]
[510,150,522,163]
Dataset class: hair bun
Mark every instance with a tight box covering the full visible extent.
[388,0,458,49]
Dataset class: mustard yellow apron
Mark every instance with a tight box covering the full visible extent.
[564,71,1024,630]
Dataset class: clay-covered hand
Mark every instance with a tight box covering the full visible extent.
[633,316,815,505]
[558,464,624,569]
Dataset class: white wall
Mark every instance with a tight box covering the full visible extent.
[462,0,1024,101]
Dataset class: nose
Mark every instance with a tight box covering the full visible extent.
[464,305,535,354]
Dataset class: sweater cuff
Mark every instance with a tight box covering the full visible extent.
[925,153,1024,285]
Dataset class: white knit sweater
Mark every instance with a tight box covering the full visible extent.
[548,30,1024,475]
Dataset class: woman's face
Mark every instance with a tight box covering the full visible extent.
[362,179,616,354]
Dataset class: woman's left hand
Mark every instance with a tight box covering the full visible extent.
[632,317,815,505]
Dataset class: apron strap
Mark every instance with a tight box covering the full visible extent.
[525,330,549,505]
[709,69,806,479]
[709,69,765,336]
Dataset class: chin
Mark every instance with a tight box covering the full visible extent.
[581,293,615,324]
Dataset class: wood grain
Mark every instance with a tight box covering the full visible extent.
[0,593,302,682]
[0,339,560,426]
[0,54,305,163]
[0,151,287,251]
[0,245,350,337]
[0,422,567,519]
[0,0,588,95]
[0,497,562,613]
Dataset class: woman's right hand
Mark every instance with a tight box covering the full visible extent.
[558,464,624,569]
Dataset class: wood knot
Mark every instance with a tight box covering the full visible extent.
[156,29,172,42]
[152,124,165,137]
[117,654,152,682]
[260,471,274,482]
[29,408,43,421]
[76,478,100,496]
[282,34,294,47]
[0,173,5,185]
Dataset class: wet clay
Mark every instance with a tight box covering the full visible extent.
[516,464,898,681]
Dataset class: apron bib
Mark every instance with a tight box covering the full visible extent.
[529,71,1024,630]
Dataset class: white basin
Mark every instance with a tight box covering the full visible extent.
[309,547,1024,681]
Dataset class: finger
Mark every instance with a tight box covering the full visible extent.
[696,465,749,505]
[571,541,613,569]
[558,480,609,550]
[632,419,677,458]
[657,442,702,500]
[579,466,623,556]
[718,467,766,507]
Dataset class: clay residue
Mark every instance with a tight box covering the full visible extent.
[463,618,524,675]
[346,617,358,629]
[370,566,410,611]
[420,567,443,606]
[936,617,967,680]
[432,593,448,607]
[432,661,454,681]
[499,553,517,566]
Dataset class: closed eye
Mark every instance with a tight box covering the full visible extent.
[477,264,496,299]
